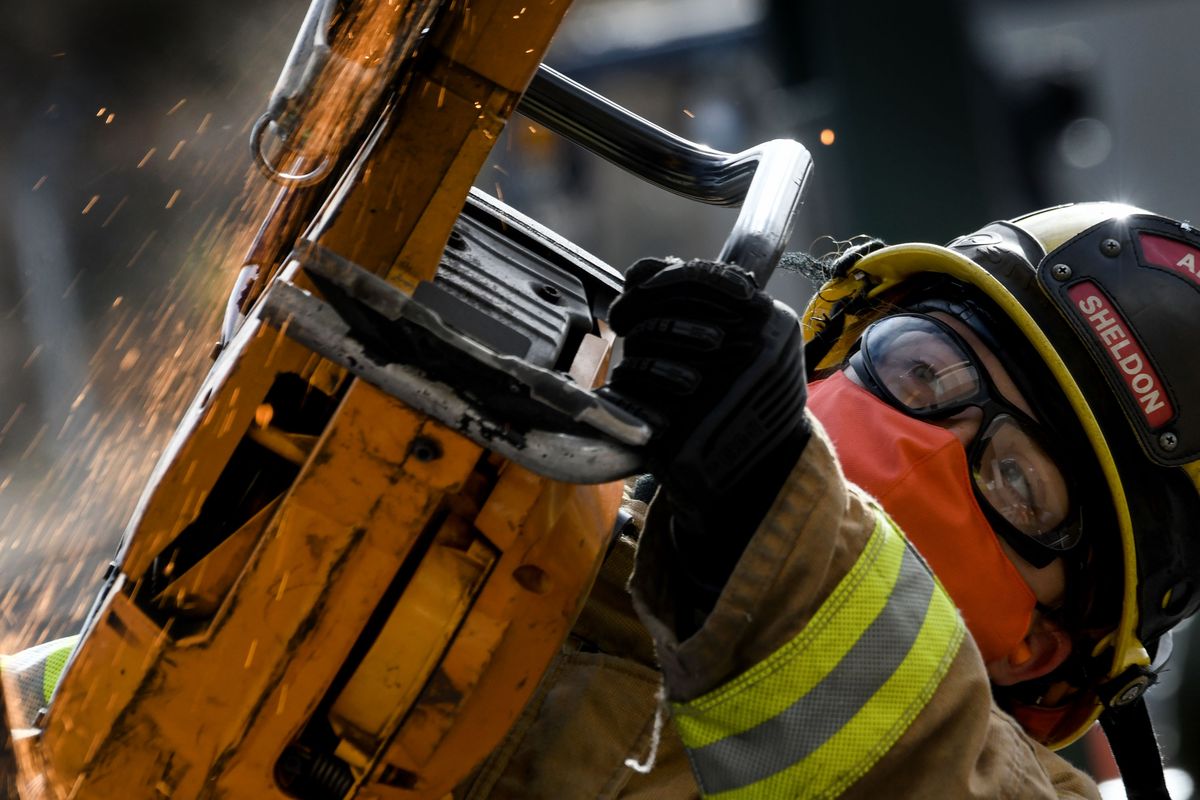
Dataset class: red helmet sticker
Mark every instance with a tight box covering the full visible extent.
[1139,232,1200,287]
[1066,281,1174,429]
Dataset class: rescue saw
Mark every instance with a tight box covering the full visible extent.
[0,0,811,797]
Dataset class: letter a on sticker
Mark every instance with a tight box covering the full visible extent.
[1140,232,1200,286]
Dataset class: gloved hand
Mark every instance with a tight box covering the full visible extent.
[601,257,810,619]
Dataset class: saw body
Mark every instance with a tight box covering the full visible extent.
[3,194,624,799]
[0,0,812,796]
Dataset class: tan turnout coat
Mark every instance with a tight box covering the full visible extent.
[458,420,1101,799]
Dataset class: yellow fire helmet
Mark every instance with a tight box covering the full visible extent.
[802,202,1200,751]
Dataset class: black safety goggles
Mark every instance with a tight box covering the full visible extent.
[848,313,1082,568]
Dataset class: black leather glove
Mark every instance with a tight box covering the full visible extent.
[601,257,810,622]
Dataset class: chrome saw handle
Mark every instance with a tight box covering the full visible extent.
[520,65,813,286]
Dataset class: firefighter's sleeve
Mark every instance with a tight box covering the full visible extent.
[629,417,1100,799]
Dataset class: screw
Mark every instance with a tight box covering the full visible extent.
[1116,681,1147,706]
[1050,263,1073,281]
[1100,238,1122,257]
[536,283,561,303]
[1159,431,1179,452]
[409,435,443,462]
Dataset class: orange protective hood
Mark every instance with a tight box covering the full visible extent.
[809,370,1036,663]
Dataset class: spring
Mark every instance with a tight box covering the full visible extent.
[306,752,354,798]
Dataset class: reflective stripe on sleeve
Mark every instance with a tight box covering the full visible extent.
[0,635,80,728]
[671,513,965,799]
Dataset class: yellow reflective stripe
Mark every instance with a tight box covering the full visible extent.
[672,513,900,749]
[674,514,966,799]
[0,635,81,728]
[42,639,77,703]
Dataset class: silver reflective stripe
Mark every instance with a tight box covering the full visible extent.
[690,544,935,795]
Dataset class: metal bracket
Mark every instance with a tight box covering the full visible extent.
[259,244,649,483]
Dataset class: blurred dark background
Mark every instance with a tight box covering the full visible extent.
[0,0,1195,796]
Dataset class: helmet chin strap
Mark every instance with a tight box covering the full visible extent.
[1099,697,1170,800]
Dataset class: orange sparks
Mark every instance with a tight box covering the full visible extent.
[95,107,106,117]
[1,404,23,436]
[244,639,258,669]
[21,426,47,462]
[32,176,46,192]
[137,147,156,168]
[126,230,157,268]
[102,196,129,228]
[167,98,187,116]
[683,109,695,119]
[166,189,181,209]
[255,404,275,428]
[168,140,187,161]
[105,113,115,124]
[111,296,123,309]
[197,113,212,135]
[81,195,100,215]
[820,128,836,146]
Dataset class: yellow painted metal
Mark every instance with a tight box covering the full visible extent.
[378,465,622,797]
[328,516,498,745]
[0,2,628,794]
[309,0,572,292]
[154,496,285,617]
[17,325,620,797]
[115,309,326,585]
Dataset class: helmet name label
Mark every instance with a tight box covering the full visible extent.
[1067,281,1173,429]
[1139,232,1200,286]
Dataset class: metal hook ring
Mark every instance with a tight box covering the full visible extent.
[250,113,333,187]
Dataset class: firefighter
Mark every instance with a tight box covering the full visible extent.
[603,201,1198,798]
[6,203,1194,800]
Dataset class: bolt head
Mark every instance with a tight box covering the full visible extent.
[409,435,443,462]
[1111,674,1152,707]
[1051,263,1073,281]
[1117,683,1144,706]
[1160,431,1179,451]
[1100,238,1122,257]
